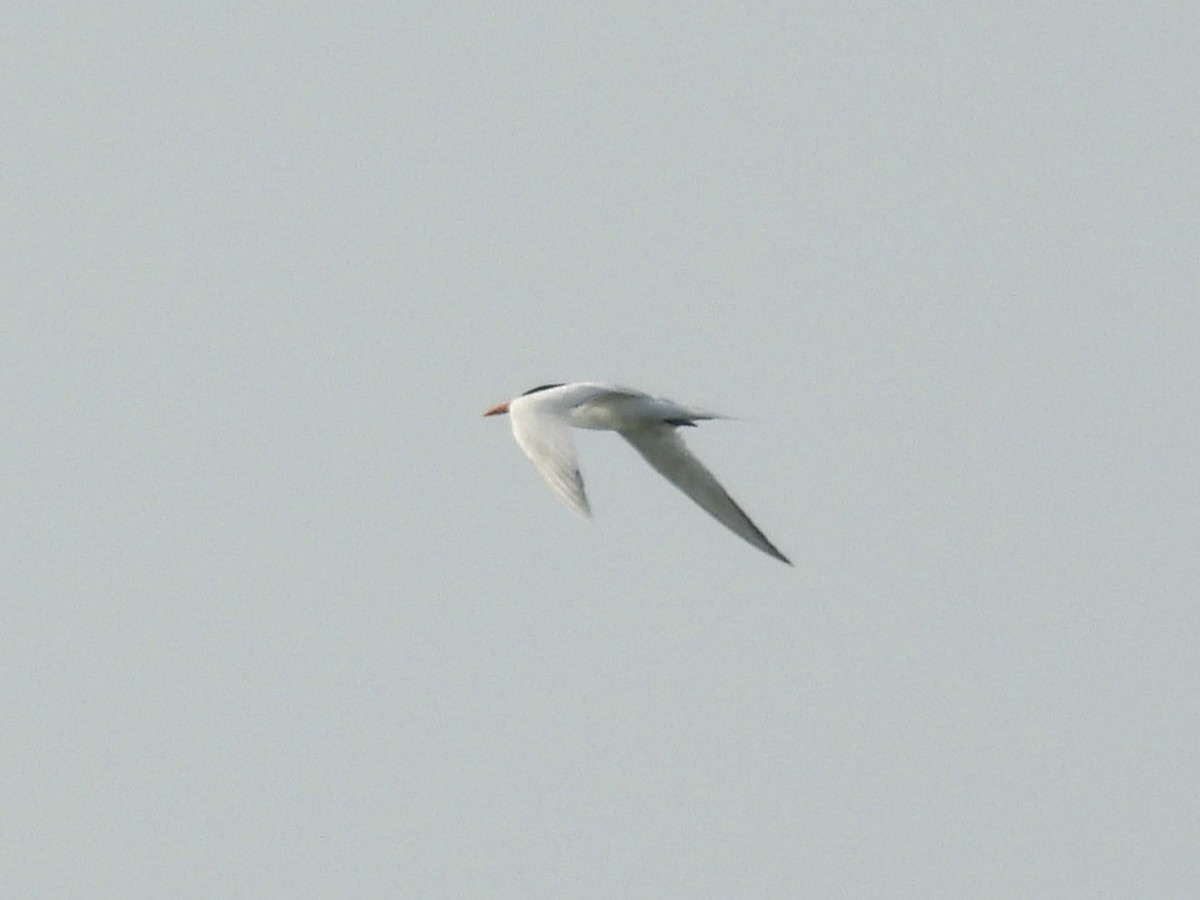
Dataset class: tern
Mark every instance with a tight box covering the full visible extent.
[484,382,791,564]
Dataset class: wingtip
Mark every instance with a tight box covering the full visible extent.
[764,545,793,566]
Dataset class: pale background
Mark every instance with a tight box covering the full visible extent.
[4,4,1198,897]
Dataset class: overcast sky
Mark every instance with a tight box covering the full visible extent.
[5,4,1198,897]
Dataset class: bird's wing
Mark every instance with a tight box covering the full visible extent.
[509,401,591,518]
[620,425,791,564]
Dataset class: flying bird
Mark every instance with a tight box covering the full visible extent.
[484,382,791,564]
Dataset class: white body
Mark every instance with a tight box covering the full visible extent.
[486,382,790,564]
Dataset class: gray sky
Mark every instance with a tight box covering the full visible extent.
[5,4,1198,897]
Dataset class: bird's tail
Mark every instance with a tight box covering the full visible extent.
[665,404,727,426]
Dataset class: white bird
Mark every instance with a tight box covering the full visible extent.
[484,382,791,564]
